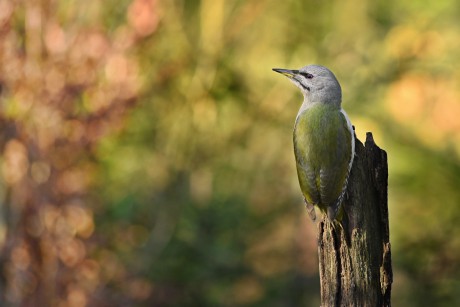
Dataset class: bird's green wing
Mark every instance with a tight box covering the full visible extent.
[293,104,353,217]
[318,110,353,207]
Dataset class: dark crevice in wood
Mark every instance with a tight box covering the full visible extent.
[332,229,342,306]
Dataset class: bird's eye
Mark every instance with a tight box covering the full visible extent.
[300,72,314,79]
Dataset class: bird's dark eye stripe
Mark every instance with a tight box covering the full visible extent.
[300,72,314,79]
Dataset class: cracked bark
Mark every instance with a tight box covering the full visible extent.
[318,132,392,307]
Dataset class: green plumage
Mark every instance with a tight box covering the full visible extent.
[293,103,352,214]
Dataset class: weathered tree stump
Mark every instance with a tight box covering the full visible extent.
[318,132,392,307]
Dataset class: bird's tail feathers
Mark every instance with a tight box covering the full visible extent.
[327,200,342,222]
[327,205,338,221]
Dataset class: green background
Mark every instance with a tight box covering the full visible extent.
[1,0,460,306]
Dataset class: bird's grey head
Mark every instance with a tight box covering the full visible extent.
[272,65,342,105]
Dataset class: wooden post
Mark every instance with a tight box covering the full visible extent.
[318,132,392,307]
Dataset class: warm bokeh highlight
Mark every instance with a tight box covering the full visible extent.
[0,0,459,306]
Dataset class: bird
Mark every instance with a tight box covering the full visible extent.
[272,65,355,222]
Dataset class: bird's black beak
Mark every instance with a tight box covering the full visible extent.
[272,68,299,78]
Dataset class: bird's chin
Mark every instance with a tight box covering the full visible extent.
[292,83,310,97]
[292,78,310,92]
[290,79,309,93]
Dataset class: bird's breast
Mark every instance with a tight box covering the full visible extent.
[293,103,348,168]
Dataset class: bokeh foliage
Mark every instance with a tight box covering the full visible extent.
[0,0,459,306]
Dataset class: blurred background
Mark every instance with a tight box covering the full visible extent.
[0,0,459,306]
